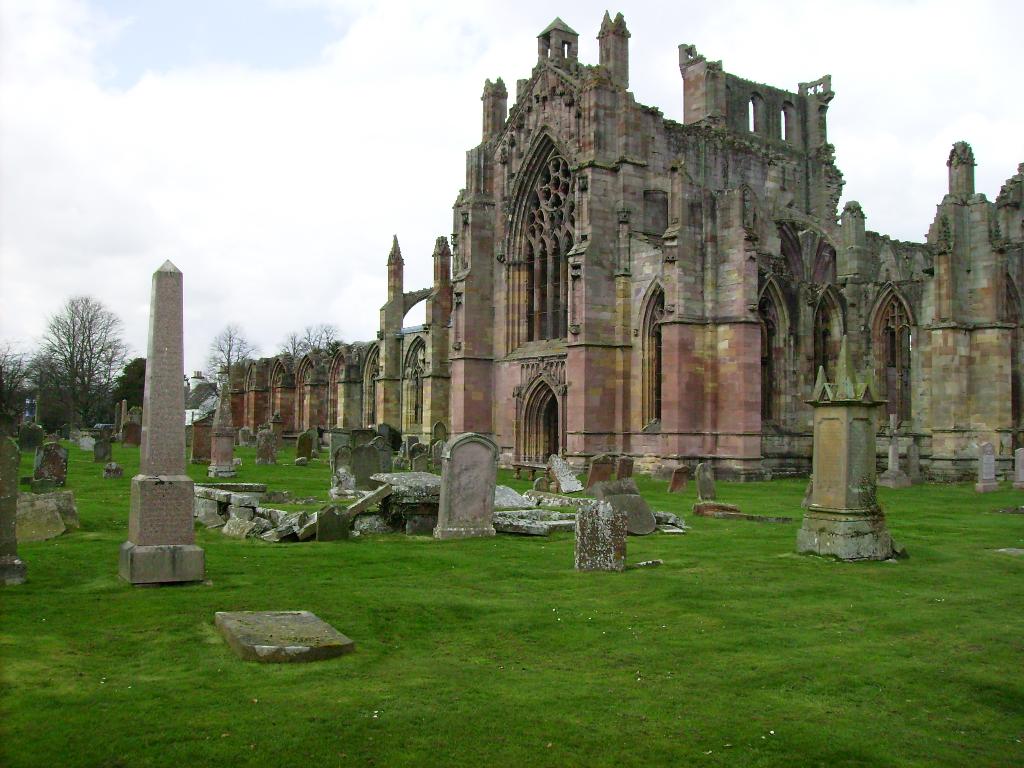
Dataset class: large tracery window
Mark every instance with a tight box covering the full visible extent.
[362,346,379,427]
[641,287,665,426]
[519,152,574,344]
[874,291,912,421]
[758,292,781,422]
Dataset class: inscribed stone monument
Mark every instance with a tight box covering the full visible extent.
[208,383,236,478]
[351,444,382,490]
[574,500,626,572]
[974,442,998,493]
[695,462,715,501]
[584,454,616,490]
[435,433,498,540]
[190,413,211,464]
[93,436,112,464]
[255,428,277,465]
[878,415,911,488]
[0,438,26,585]
[615,456,634,479]
[295,430,315,462]
[668,466,690,493]
[119,262,205,585]
[18,423,44,453]
[796,338,899,560]
[33,443,68,487]
[547,454,583,493]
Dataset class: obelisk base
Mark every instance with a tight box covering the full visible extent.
[0,555,27,585]
[796,508,896,561]
[119,541,205,585]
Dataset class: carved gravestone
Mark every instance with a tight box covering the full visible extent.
[411,453,430,473]
[351,444,382,490]
[975,442,998,493]
[591,478,657,536]
[574,500,626,572]
[878,416,910,488]
[430,440,444,473]
[668,466,690,493]
[331,445,352,474]
[350,428,376,448]
[547,454,583,494]
[797,338,899,560]
[295,430,315,462]
[435,433,498,539]
[104,462,124,479]
[120,261,204,585]
[1014,447,1024,490]
[431,421,448,444]
[695,462,715,501]
[585,454,616,490]
[615,456,634,479]
[122,421,142,447]
[906,441,922,484]
[370,435,393,472]
[18,423,44,453]
[189,414,211,464]
[377,423,401,452]
[238,426,253,447]
[93,437,112,464]
[78,436,96,452]
[1,437,26,585]
[255,428,277,465]
[403,436,420,457]
[33,443,68,487]
[208,383,236,478]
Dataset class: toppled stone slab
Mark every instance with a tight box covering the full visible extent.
[17,491,79,539]
[353,514,397,534]
[547,454,583,494]
[494,485,534,510]
[195,482,267,494]
[214,611,355,663]
[656,525,687,534]
[653,511,686,529]
[194,497,227,528]
[523,490,597,511]
[494,509,577,536]
[692,502,792,523]
[591,478,656,536]
[627,559,663,569]
[222,517,259,538]
[995,547,1024,557]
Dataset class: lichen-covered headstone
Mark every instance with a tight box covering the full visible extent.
[574,500,626,572]
[668,465,690,493]
[591,478,657,535]
[331,445,352,475]
[295,430,315,462]
[615,456,634,479]
[411,453,430,473]
[255,428,277,465]
[435,433,498,539]
[547,454,583,493]
[695,462,715,501]
[584,454,615,490]
[33,443,68,487]
[119,261,204,585]
[78,436,96,452]
[370,435,393,473]
[104,462,124,479]
[975,442,998,493]
[208,384,236,478]
[93,437,112,464]
[351,444,381,490]
[906,442,922,484]
[1,438,26,585]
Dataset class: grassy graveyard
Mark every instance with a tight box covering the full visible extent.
[1,441,1022,767]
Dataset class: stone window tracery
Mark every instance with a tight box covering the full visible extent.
[642,286,665,426]
[874,291,912,421]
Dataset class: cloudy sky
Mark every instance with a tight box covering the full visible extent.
[1,0,1021,374]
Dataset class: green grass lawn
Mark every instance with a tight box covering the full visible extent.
[2,441,1022,767]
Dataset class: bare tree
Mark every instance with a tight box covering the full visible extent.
[207,324,258,378]
[279,323,341,359]
[0,341,31,434]
[34,296,128,429]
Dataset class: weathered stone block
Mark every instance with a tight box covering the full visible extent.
[214,611,355,663]
[118,541,205,585]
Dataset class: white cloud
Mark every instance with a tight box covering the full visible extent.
[1,0,1021,374]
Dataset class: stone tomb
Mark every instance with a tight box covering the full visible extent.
[119,262,204,585]
[214,611,355,663]
[1014,447,1024,490]
[574,500,626,572]
[1,438,26,585]
[435,433,499,540]
[796,339,899,561]
[547,454,583,494]
[33,443,68,487]
[975,442,999,493]
[668,466,690,493]
[584,454,616,490]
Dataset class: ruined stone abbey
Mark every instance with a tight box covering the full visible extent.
[228,14,1023,481]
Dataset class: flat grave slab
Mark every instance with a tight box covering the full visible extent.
[214,611,355,663]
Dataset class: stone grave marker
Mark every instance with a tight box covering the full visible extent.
[615,456,634,479]
[591,478,657,535]
[78,435,96,452]
[1014,447,1024,490]
[119,261,205,585]
[295,430,315,462]
[18,423,44,453]
[377,423,401,452]
[430,440,444,472]
[33,443,68,487]
[668,465,690,493]
[906,441,922,484]
[351,444,382,490]
[975,442,998,493]
[331,445,352,474]
[695,462,715,501]
[122,421,142,447]
[93,437,112,464]
[238,426,253,447]
[214,611,355,663]
[104,462,124,479]
[574,500,626,572]
[585,454,616,490]
[370,435,393,472]
[878,415,911,488]
[208,383,236,478]
[411,453,430,473]
[189,414,211,464]
[1,438,26,585]
[547,454,583,493]
[256,428,277,465]
[431,421,448,444]
[435,433,499,540]
[350,428,376,448]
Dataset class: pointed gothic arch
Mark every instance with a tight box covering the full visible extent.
[506,133,575,349]
[640,282,665,427]
[758,278,789,422]
[362,344,380,428]
[402,336,427,435]
[327,348,346,428]
[870,284,915,421]
[1006,276,1023,439]
[812,286,845,380]
[519,378,562,463]
[269,356,295,431]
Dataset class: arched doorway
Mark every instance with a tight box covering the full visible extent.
[520,381,561,463]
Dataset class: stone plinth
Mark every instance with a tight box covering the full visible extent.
[797,339,899,561]
[121,262,204,585]
[215,611,355,663]
[1,438,26,585]
[435,433,498,540]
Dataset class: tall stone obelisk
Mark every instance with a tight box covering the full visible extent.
[119,261,205,584]
[1,437,27,585]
